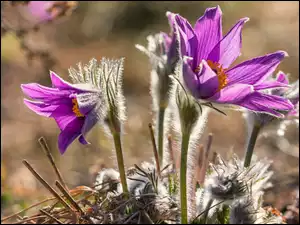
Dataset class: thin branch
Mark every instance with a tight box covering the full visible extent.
[22,160,74,213]
[38,137,68,190]
[1,197,56,222]
[39,209,63,224]
[55,181,84,214]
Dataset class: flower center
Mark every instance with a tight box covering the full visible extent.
[195,60,228,91]
[72,98,84,117]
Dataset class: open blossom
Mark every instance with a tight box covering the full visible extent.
[167,6,293,117]
[21,70,105,154]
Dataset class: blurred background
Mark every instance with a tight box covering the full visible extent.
[1,1,299,217]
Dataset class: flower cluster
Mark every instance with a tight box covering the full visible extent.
[17,4,297,225]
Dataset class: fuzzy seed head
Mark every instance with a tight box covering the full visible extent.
[95,168,120,192]
[205,154,273,203]
[230,197,258,224]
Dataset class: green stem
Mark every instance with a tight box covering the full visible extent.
[180,131,190,224]
[244,123,261,168]
[157,107,165,165]
[112,131,128,194]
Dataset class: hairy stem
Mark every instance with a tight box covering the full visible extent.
[244,123,261,167]
[203,199,214,224]
[112,131,128,194]
[157,107,165,165]
[180,131,191,224]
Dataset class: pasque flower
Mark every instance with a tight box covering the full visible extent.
[21,68,105,154]
[167,6,293,117]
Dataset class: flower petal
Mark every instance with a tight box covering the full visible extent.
[21,83,71,102]
[197,60,220,98]
[194,6,222,68]
[58,117,84,154]
[172,13,197,57]
[81,104,101,137]
[208,17,249,68]
[236,92,294,117]
[23,99,59,117]
[253,80,290,91]
[226,51,287,85]
[50,71,75,89]
[79,135,90,145]
[182,57,201,98]
[208,83,254,103]
[51,103,78,131]
[276,71,289,84]
[50,71,95,93]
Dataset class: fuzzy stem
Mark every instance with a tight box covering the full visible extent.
[203,199,214,224]
[244,123,261,167]
[157,106,166,165]
[180,130,191,224]
[111,131,128,194]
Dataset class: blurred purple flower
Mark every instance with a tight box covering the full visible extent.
[244,72,299,127]
[168,6,293,117]
[21,72,103,154]
[26,1,77,23]
[273,72,299,118]
[27,1,54,22]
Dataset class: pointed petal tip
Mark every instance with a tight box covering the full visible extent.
[281,51,289,57]
[79,135,90,145]
[242,17,250,23]
[205,5,223,14]
[58,146,67,155]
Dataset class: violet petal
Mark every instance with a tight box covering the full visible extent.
[237,92,294,117]
[208,83,253,103]
[253,80,290,91]
[276,71,289,84]
[58,118,85,154]
[21,83,71,102]
[182,57,201,98]
[50,71,96,93]
[173,14,197,57]
[208,17,249,69]
[79,135,90,145]
[23,99,59,117]
[226,51,287,86]
[194,6,222,68]
[197,60,220,98]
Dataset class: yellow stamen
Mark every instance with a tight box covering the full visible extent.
[207,60,228,91]
[195,60,228,91]
[72,98,84,117]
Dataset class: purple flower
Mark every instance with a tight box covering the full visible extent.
[27,1,54,22]
[21,71,104,154]
[273,72,299,118]
[27,1,77,23]
[167,6,293,117]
